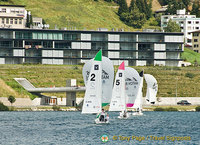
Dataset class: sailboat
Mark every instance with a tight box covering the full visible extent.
[125,67,141,108]
[144,74,158,104]
[82,56,114,107]
[132,71,144,116]
[109,62,129,119]
[81,50,109,124]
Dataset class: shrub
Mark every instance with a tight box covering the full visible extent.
[185,73,195,79]
[52,105,61,111]
[8,95,16,106]
[195,106,200,112]
[154,107,165,111]
[165,107,178,111]
[0,102,9,111]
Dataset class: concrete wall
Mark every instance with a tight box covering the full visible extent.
[1,97,200,107]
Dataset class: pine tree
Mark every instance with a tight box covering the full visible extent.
[191,1,199,15]
[129,0,135,12]
[128,5,146,28]
[145,0,152,20]
[118,0,128,16]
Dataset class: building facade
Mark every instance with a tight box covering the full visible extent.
[0,28,184,66]
[0,5,27,29]
[192,31,200,53]
[161,9,200,46]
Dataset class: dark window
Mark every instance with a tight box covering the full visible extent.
[194,39,198,42]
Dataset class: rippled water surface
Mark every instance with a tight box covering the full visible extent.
[0,111,199,145]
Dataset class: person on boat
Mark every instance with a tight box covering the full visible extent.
[105,113,109,122]
[99,109,105,121]
[136,108,139,112]
[123,110,127,118]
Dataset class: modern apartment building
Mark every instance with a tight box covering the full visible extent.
[0,5,27,29]
[161,9,200,46]
[0,28,184,66]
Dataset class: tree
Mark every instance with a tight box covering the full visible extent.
[118,0,128,15]
[8,95,16,106]
[191,1,200,17]
[164,19,181,32]
[127,5,146,28]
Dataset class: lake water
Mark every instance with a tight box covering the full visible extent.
[0,111,199,145]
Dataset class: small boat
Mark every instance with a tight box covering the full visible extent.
[144,74,158,104]
[132,71,144,116]
[109,62,129,119]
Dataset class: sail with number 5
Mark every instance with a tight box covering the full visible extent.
[82,50,102,114]
[109,62,126,111]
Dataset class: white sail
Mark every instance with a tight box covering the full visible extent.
[82,56,114,106]
[144,74,158,104]
[133,71,144,111]
[109,62,126,111]
[125,67,140,108]
[82,50,102,114]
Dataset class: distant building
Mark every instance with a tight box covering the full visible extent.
[0,5,48,29]
[0,28,184,66]
[154,5,168,16]
[191,30,200,53]
[0,5,27,29]
[161,8,200,46]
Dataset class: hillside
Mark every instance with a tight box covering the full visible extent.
[0,0,135,30]
[1,64,200,100]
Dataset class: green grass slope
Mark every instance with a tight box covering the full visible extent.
[181,48,200,64]
[1,64,200,100]
[0,0,133,30]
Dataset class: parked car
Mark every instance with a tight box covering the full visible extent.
[177,100,191,105]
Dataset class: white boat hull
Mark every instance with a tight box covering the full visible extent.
[132,112,143,116]
[118,112,130,119]
[95,118,109,124]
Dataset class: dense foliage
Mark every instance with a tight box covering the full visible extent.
[164,19,181,32]
[8,95,16,106]
[195,106,200,111]
[0,102,9,111]
[118,0,152,28]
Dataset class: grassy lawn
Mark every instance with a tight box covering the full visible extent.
[181,48,200,64]
[1,64,200,99]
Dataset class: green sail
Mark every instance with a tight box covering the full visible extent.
[94,49,102,61]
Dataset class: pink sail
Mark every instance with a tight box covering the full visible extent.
[118,61,125,70]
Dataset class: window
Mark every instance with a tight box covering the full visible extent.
[6,18,9,24]
[196,21,199,24]
[194,39,198,42]
[193,33,199,37]
[15,19,18,24]
[194,44,199,48]
[10,18,13,24]
[196,27,199,29]
[2,18,4,24]
[194,50,199,53]
[19,19,22,24]
[188,21,191,24]
[2,8,6,13]
[188,33,191,35]
[187,39,191,43]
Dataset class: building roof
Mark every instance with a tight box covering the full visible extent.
[0,28,184,35]
[0,5,25,7]
[191,30,200,33]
